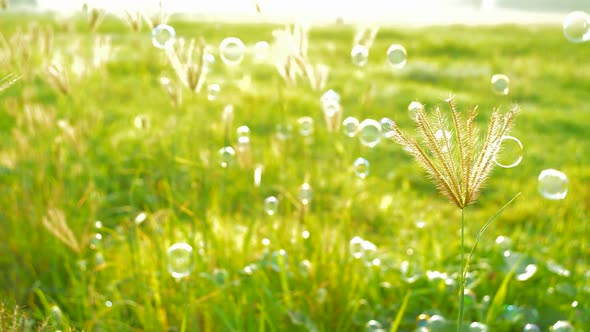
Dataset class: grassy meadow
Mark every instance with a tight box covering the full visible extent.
[1,7,590,332]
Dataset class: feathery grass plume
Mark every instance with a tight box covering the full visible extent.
[84,3,106,32]
[1,0,7,10]
[42,208,84,254]
[141,0,170,28]
[353,25,380,48]
[272,24,329,91]
[0,74,20,93]
[389,96,519,209]
[165,37,209,93]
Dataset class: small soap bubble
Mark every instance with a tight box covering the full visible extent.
[386,44,407,68]
[264,196,279,215]
[380,117,395,139]
[516,264,538,282]
[469,322,489,332]
[237,125,250,140]
[316,287,328,303]
[321,89,341,105]
[134,115,150,130]
[218,146,236,168]
[343,116,360,138]
[322,99,341,117]
[301,230,310,239]
[563,11,590,43]
[276,123,293,141]
[538,169,568,200]
[261,238,270,246]
[349,236,364,259]
[203,52,216,69]
[365,320,384,331]
[428,315,446,329]
[219,37,246,66]
[408,101,424,120]
[167,242,194,279]
[417,314,430,327]
[94,221,103,229]
[352,299,372,325]
[551,321,574,332]
[270,249,288,272]
[207,83,221,101]
[353,157,370,179]
[297,116,314,136]
[463,289,477,307]
[494,135,523,168]
[152,24,175,49]
[351,44,369,67]
[105,300,113,308]
[523,323,541,332]
[253,41,270,62]
[358,119,381,148]
[298,183,313,205]
[491,74,510,95]
[494,235,512,251]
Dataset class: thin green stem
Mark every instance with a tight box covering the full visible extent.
[458,208,465,332]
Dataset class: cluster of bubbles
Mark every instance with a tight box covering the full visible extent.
[350,43,407,69]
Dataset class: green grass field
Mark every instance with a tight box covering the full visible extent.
[1,8,589,332]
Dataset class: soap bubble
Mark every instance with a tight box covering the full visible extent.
[416,314,430,327]
[352,299,372,325]
[434,129,452,152]
[253,41,270,62]
[351,44,369,67]
[538,169,568,200]
[343,116,360,138]
[167,242,194,279]
[428,315,446,329]
[321,89,341,105]
[563,11,590,43]
[550,321,574,332]
[469,322,489,332]
[297,116,314,136]
[386,44,407,68]
[237,125,250,141]
[358,119,381,148]
[264,196,279,215]
[207,83,220,101]
[219,37,246,66]
[218,146,236,168]
[365,320,384,331]
[353,157,370,179]
[523,323,541,332]
[408,101,423,120]
[491,74,510,95]
[380,117,395,138]
[494,136,523,168]
[298,183,313,205]
[152,24,175,49]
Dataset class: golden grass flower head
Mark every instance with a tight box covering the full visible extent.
[389,96,519,209]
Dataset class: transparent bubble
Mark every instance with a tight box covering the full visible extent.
[218,146,236,168]
[134,115,150,130]
[538,169,568,200]
[349,236,364,259]
[434,129,452,152]
[321,89,341,105]
[152,24,175,49]
[276,123,293,141]
[365,320,384,331]
[219,37,246,66]
[322,99,341,118]
[94,221,103,229]
[494,135,523,168]
[353,157,370,179]
[105,300,113,308]
[428,315,446,330]
[491,74,510,95]
[298,259,311,276]
[253,41,270,62]
[351,44,369,67]
[299,183,313,205]
[167,242,194,279]
[203,52,216,70]
[380,117,395,139]
[469,322,489,332]
[386,44,407,69]
[352,299,373,325]
[563,11,590,43]
[523,323,541,332]
[551,321,574,332]
[343,116,360,138]
[237,125,250,140]
[264,196,279,215]
[207,83,220,101]
[297,116,314,136]
[212,268,228,285]
[494,235,512,251]
[358,119,381,148]
[270,249,288,272]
